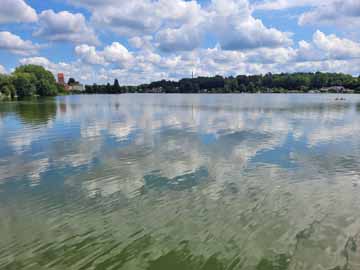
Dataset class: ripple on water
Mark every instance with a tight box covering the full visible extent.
[1,94,360,269]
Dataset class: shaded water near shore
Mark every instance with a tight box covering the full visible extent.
[1,94,360,269]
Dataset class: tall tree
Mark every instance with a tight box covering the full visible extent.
[68,78,76,85]
[113,79,121,93]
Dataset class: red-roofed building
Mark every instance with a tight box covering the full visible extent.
[57,73,65,85]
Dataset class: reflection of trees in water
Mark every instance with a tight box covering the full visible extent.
[13,98,57,125]
[0,98,57,125]
[0,102,14,119]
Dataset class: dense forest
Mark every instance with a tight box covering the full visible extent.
[85,72,360,94]
[0,65,64,100]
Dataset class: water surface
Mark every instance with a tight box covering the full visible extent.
[1,94,360,270]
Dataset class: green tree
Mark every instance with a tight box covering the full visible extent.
[0,74,16,98]
[248,82,256,93]
[106,83,112,93]
[263,73,273,88]
[12,73,36,98]
[12,65,59,98]
[239,84,247,92]
[0,74,9,86]
[14,65,55,84]
[311,72,328,89]
[225,77,239,92]
[57,84,66,94]
[0,84,16,98]
[68,78,76,85]
[37,79,58,96]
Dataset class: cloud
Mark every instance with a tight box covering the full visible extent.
[253,0,325,10]
[0,0,37,24]
[0,31,40,55]
[312,30,360,60]
[157,0,205,25]
[246,47,295,64]
[298,0,360,28]
[210,0,292,50]
[69,0,290,52]
[71,0,205,38]
[289,58,360,75]
[102,42,134,67]
[75,44,105,65]
[295,40,323,62]
[254,1,360,30]
[154,0,207,52]
[34,10,99,45]
[90,2,161,36]
[0,65,6,74]
[295,31,360,62]
[156,25,203,52]
[19,56,52,67]
[75,42,134,68]
[129,36,154,50]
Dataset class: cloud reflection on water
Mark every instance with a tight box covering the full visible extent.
[1,94,360,269]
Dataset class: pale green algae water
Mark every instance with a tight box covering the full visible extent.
[1,94,360,270]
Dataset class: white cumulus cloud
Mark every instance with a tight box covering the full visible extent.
[253,0,326,10]
[210,0,292,50]
[34,10,99,45]
[0,31,40,55]
[295,31,360,62]
[299,0,360,28]
[0,64,6,74]
[312,30,360,60]
[75,44,106,65]
[102,42,134,67]
[0,0,37,24]
[75,42,134,69]
[71,0,205,38]
[156,25,204,52]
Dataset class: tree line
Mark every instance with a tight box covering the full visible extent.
[1,65,360,99]
[84,72,360,94]
[0,65,64,99]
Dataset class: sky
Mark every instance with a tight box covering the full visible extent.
[0,0,359,85]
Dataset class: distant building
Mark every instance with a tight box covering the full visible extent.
[57,73,65,85]
[57,73,84,91]
[68,84,85,92]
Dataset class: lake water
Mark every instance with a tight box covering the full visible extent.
[1,94,360,270]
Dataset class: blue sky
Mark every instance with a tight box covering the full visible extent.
[0,0,359,85]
